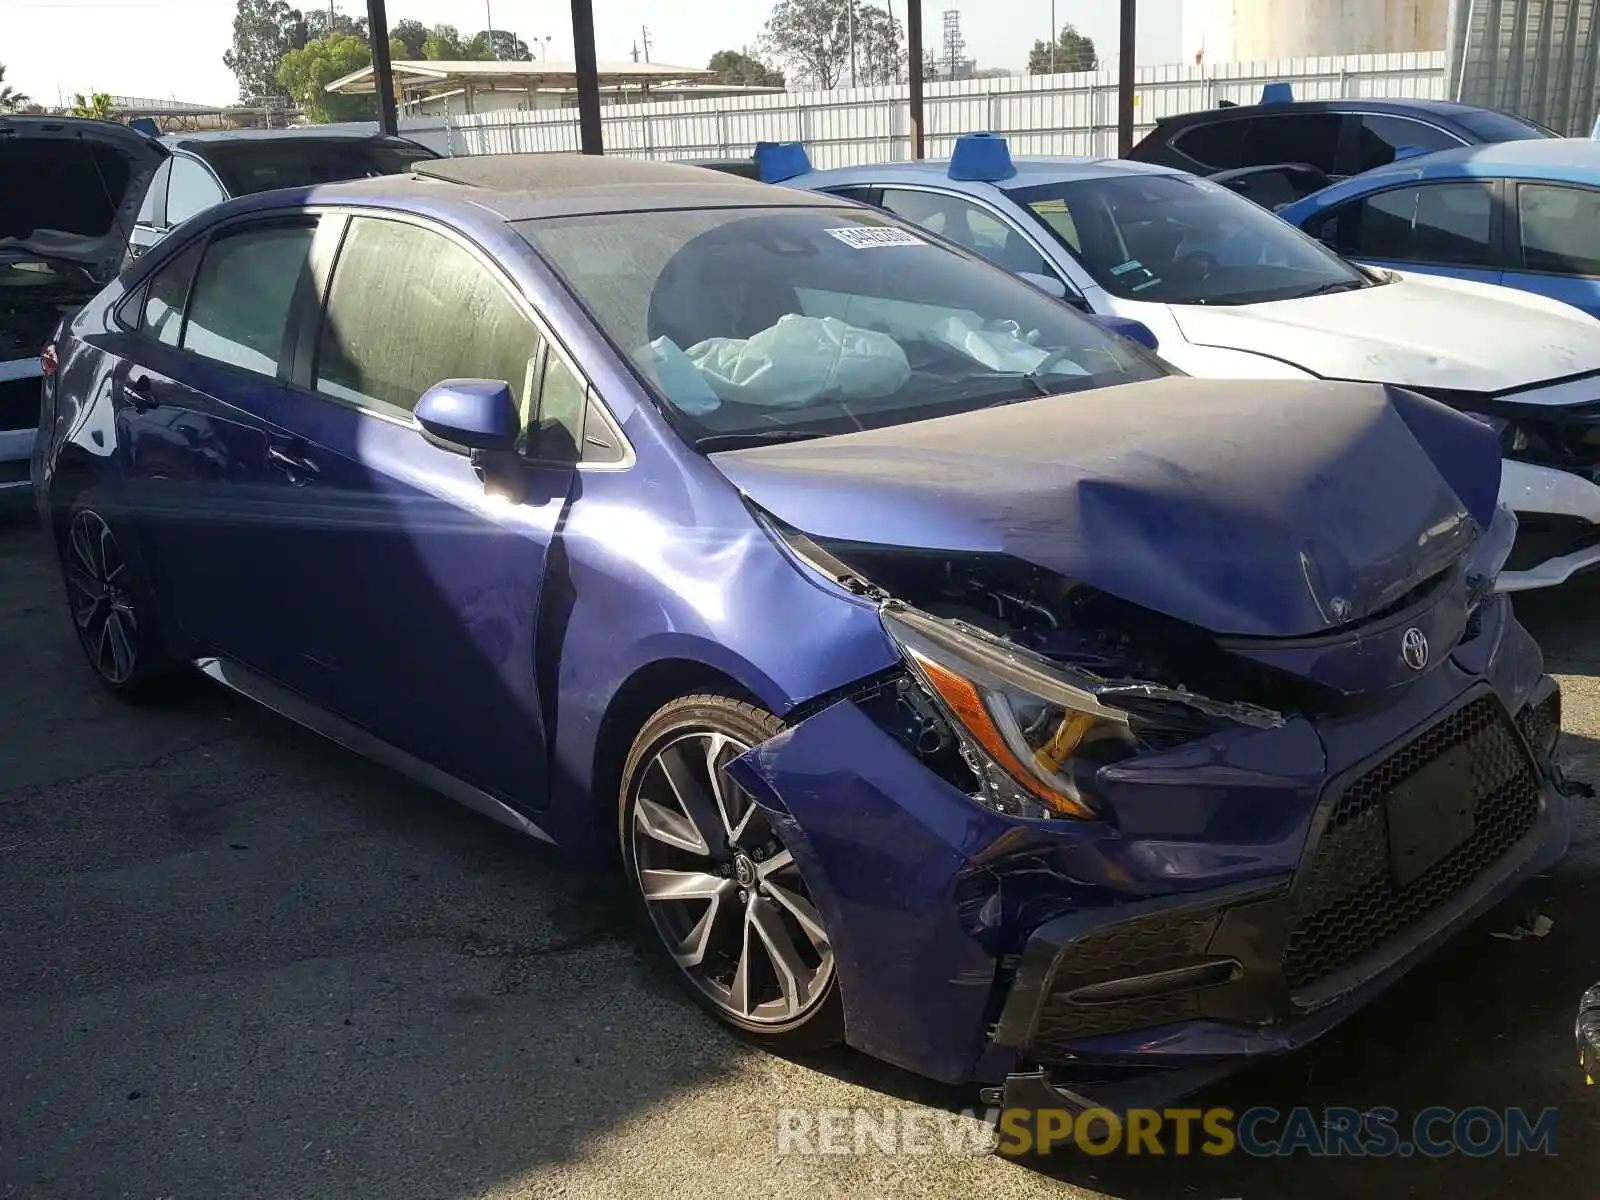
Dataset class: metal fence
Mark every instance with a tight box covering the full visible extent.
[1448,0,1600,135]
[398,51,1447,163]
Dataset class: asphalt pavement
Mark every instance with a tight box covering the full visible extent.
[2,512,1597,1200]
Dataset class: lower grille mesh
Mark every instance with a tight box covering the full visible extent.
[1282,696,1540,993]
[1032,909,1220,1046]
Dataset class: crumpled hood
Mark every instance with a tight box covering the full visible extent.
[1170,272,1600,392]
[712,377,1500,638]
[0,116,168,283]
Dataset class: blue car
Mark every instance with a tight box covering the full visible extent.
[32,153,1571,1107]
[1279,139,1600,316]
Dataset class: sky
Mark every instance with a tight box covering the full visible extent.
[6,0,1191,107]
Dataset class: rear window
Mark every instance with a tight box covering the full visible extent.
[1452,109,1557,142]
[1,141,131,240]
[197,138,437,196]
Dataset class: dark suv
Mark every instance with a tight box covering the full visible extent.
[1127,96,1555,208]
[127,127,438,260]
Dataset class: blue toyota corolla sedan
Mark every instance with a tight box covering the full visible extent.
[31,153,1572,1108]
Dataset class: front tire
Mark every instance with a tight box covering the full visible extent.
[61,502,179,702]
[620,693,844,1052]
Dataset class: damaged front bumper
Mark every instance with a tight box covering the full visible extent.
[725,594,1570,1098]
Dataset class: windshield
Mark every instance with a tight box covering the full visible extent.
[516,206,1170,448]
[200,138,437,196]
[1010,173,1369,305]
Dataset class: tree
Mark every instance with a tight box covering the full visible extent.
[391,17,428,59]
[762,0,850,88]
[70,92,115,120]
[223,0,307,104]
[476,30,530,60]
[855,4,902,85]
[1027,24,1097,74]
[302,8,366,42]
[422,24,493,61]
[0,63,30,112]
[707,49,785,88]
[277,32,376,123]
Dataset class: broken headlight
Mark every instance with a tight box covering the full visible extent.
[883,604,1153,820]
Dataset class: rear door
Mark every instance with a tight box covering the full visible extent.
[114,218,317,668]
[1303,179,1504,285]
[255,212,577,809]
[1502,181,1600,316]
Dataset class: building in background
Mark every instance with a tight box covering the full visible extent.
[1183,0,1446,63]
[1448,0,1600,135]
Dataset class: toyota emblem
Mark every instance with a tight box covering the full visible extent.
[1401,627,1430,672]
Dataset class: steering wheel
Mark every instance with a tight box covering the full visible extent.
[1174,251,1218,282]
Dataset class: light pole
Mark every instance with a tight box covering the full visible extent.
[1049,0,1056,72]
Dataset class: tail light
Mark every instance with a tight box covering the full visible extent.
[40,343,58,377]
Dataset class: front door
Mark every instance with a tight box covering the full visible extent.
[255,213,574,811]
[1314,179,1504,288]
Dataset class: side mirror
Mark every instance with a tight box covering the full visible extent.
[415,379,520,451]
[1017,270,1068,300]
[1086,313,1159,352]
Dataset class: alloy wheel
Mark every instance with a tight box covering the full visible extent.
[65,509,139,686]
[630,730,834,1025]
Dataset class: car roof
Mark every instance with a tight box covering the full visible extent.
[791,155,1185,191]
[1153,97,1523,127]
[163,127,429,152]
[1281,137,1600,220]
[215,152,855,223]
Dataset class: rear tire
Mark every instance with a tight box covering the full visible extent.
[60,501,182,702]
[620,693,844,1053]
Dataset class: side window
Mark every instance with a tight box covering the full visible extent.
[1334,182,1494,265]
[878,189,1051,276]
[135,159,171,226]
[316,217,544,419]
[165,157,226,228]
[1240,114,1344,174]
[1518,183,1600,276]
[521,352,587,462]
[138,239,204,346]
[1170,121,1246,171]
[1351,115,1462,173]
[182,223,314,376]
[823,186,883,206]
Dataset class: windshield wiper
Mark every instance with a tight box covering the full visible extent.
[695,429,831,452]
[1295,279,1366,299]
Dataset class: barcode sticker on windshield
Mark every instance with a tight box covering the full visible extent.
[827,226,925,249]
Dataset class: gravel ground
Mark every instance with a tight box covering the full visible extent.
[1,513,1596,1200]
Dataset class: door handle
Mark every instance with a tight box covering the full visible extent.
[267,443,320,482]
[123,373,158,412]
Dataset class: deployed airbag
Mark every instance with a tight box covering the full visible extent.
[684,314,911,408]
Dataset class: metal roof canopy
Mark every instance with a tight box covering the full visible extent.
[325,58,714,96]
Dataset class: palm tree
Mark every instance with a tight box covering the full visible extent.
[0,64,30,112]
[70,92,115,120]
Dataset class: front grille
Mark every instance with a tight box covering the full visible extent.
[1282,696,1541,993]
[1032,908,1221,1045]
[0,377,41,433]
[1515,689,1562,757]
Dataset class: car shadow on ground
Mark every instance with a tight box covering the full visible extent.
[4,509,1598,1199]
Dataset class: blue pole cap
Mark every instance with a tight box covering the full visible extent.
[948,132,1016,182]
[1260,82,1294,105]
[754,141,812,183]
